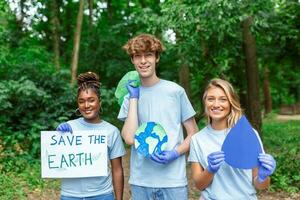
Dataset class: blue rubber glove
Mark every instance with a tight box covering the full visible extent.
[56,122,73,133]
[207,151,225,174]
[126,80,139,99]
[257,153,276,182]
[150,149,180,164]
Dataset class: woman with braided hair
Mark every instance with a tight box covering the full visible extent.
[57,72,126,200]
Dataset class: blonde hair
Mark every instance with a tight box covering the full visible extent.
[203,78,243,128]
[123,33,164,56]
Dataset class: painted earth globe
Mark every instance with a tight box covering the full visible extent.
[134,122,168,157]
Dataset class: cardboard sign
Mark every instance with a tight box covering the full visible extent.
[221,115,264,169]
[41,131,107,178]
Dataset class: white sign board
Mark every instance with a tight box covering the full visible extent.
[41,131,107,178]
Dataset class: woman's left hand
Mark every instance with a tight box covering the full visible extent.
[257,153,276,182]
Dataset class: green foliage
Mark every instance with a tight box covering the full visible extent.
[0,157,59,199]
[0,37,77,160]
[262,117,300,192]
[0,0,299,196]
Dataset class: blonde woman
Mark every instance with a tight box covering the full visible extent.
[188,78,276,200]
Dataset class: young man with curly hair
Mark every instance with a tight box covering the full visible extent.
[118,34,198,200]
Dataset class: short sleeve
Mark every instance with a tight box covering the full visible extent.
[180,90,196,122]
[117,95,129,121]
[188,136,200,162]
[188,134,207,169]
[108,128,126,159]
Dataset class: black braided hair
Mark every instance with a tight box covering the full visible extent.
[77,72,101,99]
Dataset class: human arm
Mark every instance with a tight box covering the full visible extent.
[191,150,225,190]
[121,98,138,145]
[253,153,276,190]
[150,117,198,164]
[252,168,270,190]
[120,81,139,145]
[111,157,124,200]
[191,162,214,190]
[176,117,199,154]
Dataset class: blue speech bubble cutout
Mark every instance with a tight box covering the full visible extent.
[221,115,264,169]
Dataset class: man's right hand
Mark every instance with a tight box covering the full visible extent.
[56,122,73,133]
[126,80,139,99]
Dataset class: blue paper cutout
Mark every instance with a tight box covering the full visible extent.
[221,115,263,169]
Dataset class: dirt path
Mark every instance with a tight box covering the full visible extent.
[276,114,300,121]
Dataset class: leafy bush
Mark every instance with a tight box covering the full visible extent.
[0,157,59,199]
[0,74,77,162]
[0,38,77,164]
[262,118,300,193]
[0,37,123,169]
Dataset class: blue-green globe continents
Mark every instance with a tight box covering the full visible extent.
[134,122,168,157]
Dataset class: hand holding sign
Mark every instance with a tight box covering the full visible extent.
[221,115,263,169]
[257,153,276,182]
[41,131,107,178]
[207,151,225,173]
[56,122,73,133]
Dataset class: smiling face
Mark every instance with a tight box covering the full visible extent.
[204,86,231,129]
[131,51,159,79]
[77,88,101,123]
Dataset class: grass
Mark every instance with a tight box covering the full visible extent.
[261,115,300,193]
[0,159,59,200]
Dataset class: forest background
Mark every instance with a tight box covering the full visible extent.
[0,0,299,199]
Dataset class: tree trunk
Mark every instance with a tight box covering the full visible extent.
[139,0,146,8]
[242,16,262,133]
[179,62,190,137]
[63,0,73,63]
[179,63,191,98]
[70,0,84,84]
[88,0,93,29]
[263,66,272,115]
[107,0,113,22]
[50,0,60,70]
[19,0,25,25]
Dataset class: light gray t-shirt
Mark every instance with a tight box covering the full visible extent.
[118,79,196,187]
[61,118,126,198]
[188,125,257,200]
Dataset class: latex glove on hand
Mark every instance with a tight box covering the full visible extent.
[207,151,225,174]
[56,122,73,133]
[126,80,139,99]
[257,153,276,182]
[150,149,180,164]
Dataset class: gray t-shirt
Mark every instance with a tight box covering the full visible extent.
[118,79,196,187]
[61,118,126,197]
[188,125,257,200]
